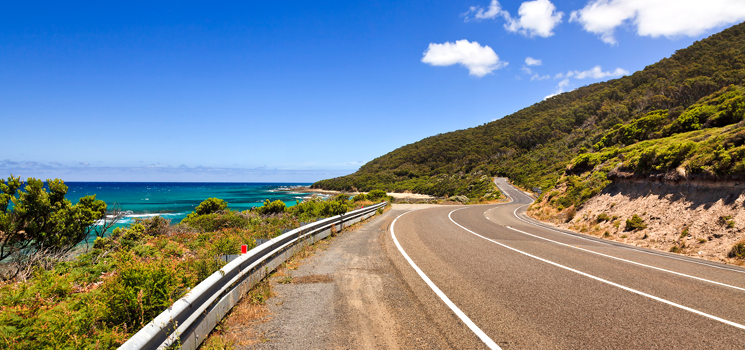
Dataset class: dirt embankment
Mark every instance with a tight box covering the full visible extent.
[529,181,745,265]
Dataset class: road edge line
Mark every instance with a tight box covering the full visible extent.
[448,208,745,332]
[391,211,501,350]
[503,225,745,292]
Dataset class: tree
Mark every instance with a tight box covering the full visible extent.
[0,175,107,262]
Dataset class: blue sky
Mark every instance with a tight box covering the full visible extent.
[3,0,745,182]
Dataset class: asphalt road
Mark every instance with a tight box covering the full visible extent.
[387,178,745,349]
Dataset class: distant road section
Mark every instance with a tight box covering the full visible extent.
[387,178,745,349]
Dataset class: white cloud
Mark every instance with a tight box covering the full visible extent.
[546,66,628,99]
[545,78,571,99]
[421,39,507,77]
[566,66,629,79]
[531,74,551,80]
[525,57,542,66]
[464,0,505,21]
[570,0,745,44]
[465,0,563,37]
[505,0,564,37]
[521,66,533,74]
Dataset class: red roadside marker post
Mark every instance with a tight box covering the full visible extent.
[241,245,248,254]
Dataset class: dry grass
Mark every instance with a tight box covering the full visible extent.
[292,274,333,284]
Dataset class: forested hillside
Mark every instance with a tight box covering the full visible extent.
[313,22,745,201]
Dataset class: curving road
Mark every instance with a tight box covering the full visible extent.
[385,178,745,349]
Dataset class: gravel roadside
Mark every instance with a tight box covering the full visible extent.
[216,205,451,350]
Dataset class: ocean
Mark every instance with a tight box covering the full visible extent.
[65,182,315,228]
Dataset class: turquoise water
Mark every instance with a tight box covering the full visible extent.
[65,182,314,227]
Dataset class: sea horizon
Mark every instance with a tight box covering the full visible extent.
[61,182,318,232]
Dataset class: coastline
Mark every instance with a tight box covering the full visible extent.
[283,186,438,200]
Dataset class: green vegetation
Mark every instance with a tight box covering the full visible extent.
[313,23,745,205]
[194,197,228,215]
[680,226,690,238]
[0,193,387,349]
[366,189,387,201]
[729,240,745,259]
[254,199,287,215]
[596,213,610,223]
[718,215,736,228]
[0,176,108,274]
[625,215,647,231]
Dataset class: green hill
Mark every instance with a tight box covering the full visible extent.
[313,22,745,203]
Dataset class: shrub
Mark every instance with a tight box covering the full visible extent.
[625,215,647,231]
[195,198,228,215]
[332,193,350,203]
[366,189,387,201]
[352,194,366,202]
[728,241,745,259]
[680,226,690,237]
[255,199,286,215]
[181,211,251,232]
[137,216,171,236]
[718,215,735,228]
[564,207,576,222]
[596,213,610,223]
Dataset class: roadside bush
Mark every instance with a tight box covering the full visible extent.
[255,199,286,215]
[289,196,350,221]
[366,189,387,201]
[596,213,610,223]
[194,198,228,215]
[625,215,647,231]
[137,216,171,236]
[102,252,182,331]
[352,193,366,202]
[729,241,745,258]
[181,211,251,232]
[564,207,576,222]
[718,215,736,228]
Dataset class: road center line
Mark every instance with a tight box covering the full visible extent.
[506,203,745,274]
[390,211,501,350]
[491,179,745,274]
[448,209,745,331]
[503,224,745,291]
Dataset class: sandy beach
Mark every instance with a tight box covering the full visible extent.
[284,186,438,200]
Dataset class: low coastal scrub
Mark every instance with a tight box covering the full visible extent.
[625,215,647,231]
[0,192,386,349]
[729,241,745,259]
[313,172,502,201]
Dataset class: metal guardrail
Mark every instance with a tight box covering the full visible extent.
[119,202,388,350]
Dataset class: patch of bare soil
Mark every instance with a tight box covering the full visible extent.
[291,274,333,284]
[529,181,745,265]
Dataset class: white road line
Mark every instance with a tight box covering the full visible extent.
[503,225,745,291]
[508,202,745,274]
[390,211,501,350]
[448,209,745,331]
[492,180,745,274]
